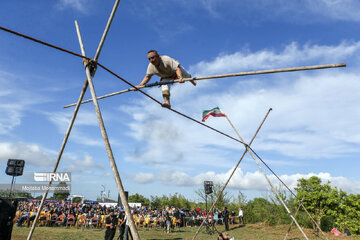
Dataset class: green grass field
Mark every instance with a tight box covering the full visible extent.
[11,223,360,240]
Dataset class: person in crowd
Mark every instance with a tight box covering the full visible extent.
[222,207,229,231]
[17,209,30,227]
[124,213,133,240]
[213,210,219,226]
[165,211,172,233]
[238,207,244,225]
[27,211,37,227]
[230,210,236,224]
[117,211,126,240]
[105,210,117,240]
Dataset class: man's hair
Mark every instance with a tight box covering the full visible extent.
[147,49,158,54]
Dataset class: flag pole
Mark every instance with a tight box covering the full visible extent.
[223,114,309,240]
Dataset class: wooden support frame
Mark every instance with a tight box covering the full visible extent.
[27,1,140,239]
[192,108,272,240]
[223,115,309,240]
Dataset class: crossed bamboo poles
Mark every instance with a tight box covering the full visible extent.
[28,1,140,239]
[224,113,309,240]
[0,1,347,239]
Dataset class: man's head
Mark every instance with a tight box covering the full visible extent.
[218,232,230,240]
[147,50,161,66]
[109,209,115,216]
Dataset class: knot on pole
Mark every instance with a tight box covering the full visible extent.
[84,58,98,77]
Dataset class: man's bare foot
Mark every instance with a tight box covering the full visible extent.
[190,79,197,86]
[161,102,171,108]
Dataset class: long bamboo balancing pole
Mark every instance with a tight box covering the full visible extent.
[192,108,272,240]
[27,1,121,239]
[64,63,346,108]
[75,22,140,240]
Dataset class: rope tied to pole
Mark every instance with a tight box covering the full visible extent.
[83,58,98,77]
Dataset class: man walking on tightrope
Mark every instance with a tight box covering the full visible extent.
[138,50,196,108]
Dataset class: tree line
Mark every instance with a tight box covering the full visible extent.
[1,177,359,234]
[128,176,360,234]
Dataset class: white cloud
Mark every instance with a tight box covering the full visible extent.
[56,0,88,13]
[194,0,360,23]
[133,173,155,184]
[0,142,55,167]
[131,168,360,194]
[67,154,103,171]
[45,110,104,147]
[304,0,360,22]
[46,110,99,131]
[122,102,238,169]
[189,41,360,76]
[212,71,360,159]
[0,71,47,135]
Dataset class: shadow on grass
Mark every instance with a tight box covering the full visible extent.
[229,224,246,231]
[147,238,183,240]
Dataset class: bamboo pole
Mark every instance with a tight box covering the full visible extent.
[27,79,89,240]
[64,63,346,108]
[27,1,121,239]
[284,195,305,240]
[75,22,140,240]
[192,108,272,240]
[296,193,329,240]
[224,115,308,240]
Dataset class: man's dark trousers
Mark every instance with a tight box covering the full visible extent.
[105,229,116,240]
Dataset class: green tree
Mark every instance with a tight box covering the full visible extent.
[195,183,231,210]
[295,176,340,229]
[268,184,294,225]
[0,190,33,199]
[245,197,278,225]
[52,182,70,200]
[72,196,82,203]
[335,193,360,234]
[150,194,194,209]
[229,191,248,215]
[150,195,162,208]
[128,193,150,206]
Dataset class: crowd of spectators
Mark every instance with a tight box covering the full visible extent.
[15,199,244,232]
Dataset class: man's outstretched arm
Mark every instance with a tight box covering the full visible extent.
[176,67,184,83]
[138,75,151,87]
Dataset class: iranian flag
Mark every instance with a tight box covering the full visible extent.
[202,107,226,122]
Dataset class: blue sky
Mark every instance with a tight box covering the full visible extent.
[1,0,360,202]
